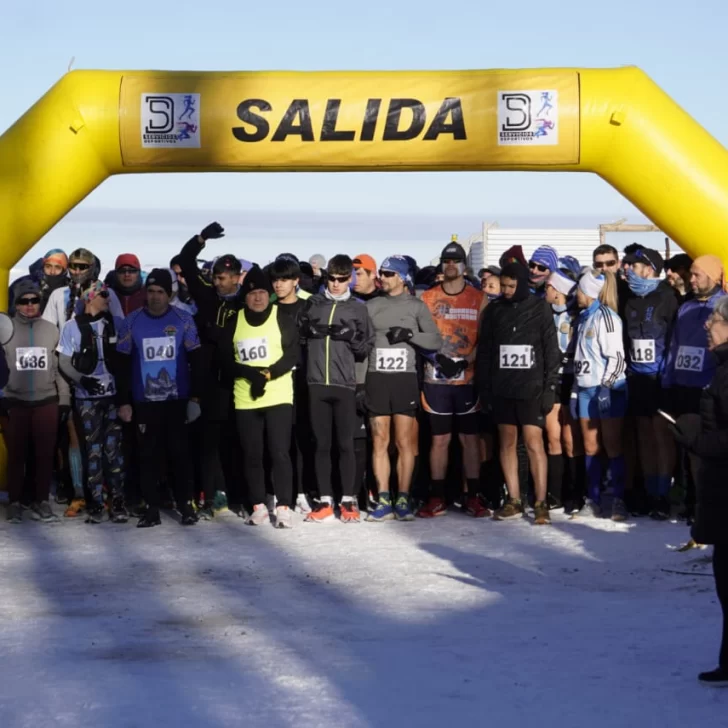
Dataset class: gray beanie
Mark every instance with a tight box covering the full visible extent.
[13,279,41,300]
[309,254,326,270]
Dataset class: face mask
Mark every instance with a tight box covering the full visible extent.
[486,293,500,302]
[627,268,661,297]
[552,302,567,313]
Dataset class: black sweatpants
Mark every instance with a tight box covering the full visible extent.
[309,384,357,499]
[136,400,193,510]
[714,543,728,669]
[236,404,293,507]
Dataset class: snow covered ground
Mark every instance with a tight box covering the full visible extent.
[0,508,724,728]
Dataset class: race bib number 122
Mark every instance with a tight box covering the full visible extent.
[376,348,408,372]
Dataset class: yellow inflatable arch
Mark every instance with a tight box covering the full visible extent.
[2,65,728,305]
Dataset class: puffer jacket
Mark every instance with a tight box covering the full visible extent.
[301,293,374,389]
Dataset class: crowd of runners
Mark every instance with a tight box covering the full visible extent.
[0,223,724,531]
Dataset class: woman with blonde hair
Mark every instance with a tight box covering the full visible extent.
[571,270,628,520]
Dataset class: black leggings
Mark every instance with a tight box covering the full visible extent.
[236,405,293,507]
[309,384,357,499]
[715,543,728,669]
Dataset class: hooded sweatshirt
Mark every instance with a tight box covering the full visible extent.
[3,312,70,407]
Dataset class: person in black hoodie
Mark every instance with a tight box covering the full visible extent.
[669,295,728,687]
[177,222,246,516]
[476,262,560,525]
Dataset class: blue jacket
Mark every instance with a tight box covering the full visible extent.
[662,288,725,390]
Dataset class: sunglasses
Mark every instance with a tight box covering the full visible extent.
[328,275,351,284]
[528,261,549,273]
[117,267,139,275]
[99,290,110,299]
[594,260,618,269]
[16,297,41,306]
[379,270,397,278]
[69,262,91,271]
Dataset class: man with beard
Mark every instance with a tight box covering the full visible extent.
[527,245,559,297]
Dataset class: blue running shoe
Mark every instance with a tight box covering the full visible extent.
[394,495,415,522]
[367,496,395,522]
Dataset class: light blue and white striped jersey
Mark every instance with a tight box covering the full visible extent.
[574,302,627,390]
[553,306,577,376]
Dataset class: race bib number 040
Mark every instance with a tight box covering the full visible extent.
[376,348,408,372]
[675,346,705,372]
[16,347,48,371]
[236,337,268,363]
[143,337,176,363]
[499,345,534,369]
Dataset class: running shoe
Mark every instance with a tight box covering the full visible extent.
[649,496,670,521]
[493,498,524,521]
[610,498,628,522]
[305,501,335,523]
[137,507,162,528]
[30,501,59,523]
[265,493,277,513]
[247,503,270,526]
[295,493,312,515]
[698,667,728,687]
[110,497,129,523]
[64,498,86,518]
[417,497,447,518]
[6,502,21,524]
[85,504,105,524]
[394,496,415,522]
[197,505,215,521]
[179,502,199,526]
[212,490,229,514]
[367,495,395,522]
[573,498,601,519]
[339,501,361,523]
[465,495,491,519]
[533,501,551,526]
[275,505,293,529]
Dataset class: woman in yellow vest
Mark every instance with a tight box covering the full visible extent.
[227,266,298,528]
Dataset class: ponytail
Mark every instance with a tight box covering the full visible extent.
[598,271,618,313]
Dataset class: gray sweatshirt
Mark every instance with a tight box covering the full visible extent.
[366,293,442,374]
[3,313,70,407]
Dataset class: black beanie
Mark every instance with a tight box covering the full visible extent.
[145,268,173,297]
[241,265,272,296]
[500,262,530,303]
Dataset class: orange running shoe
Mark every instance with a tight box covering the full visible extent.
[417,497,447,518]
[305,501,335,523]
[339,501,361,523]
[64,498,86,518]
[465,495,491,519]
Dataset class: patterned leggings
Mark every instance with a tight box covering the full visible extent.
[75,398,125,505]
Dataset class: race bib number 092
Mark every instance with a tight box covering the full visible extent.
[236,337,268,363]
[499,345,534,369]
[16,347,48,371]
[376,348,407,372]
[142,337,176,362]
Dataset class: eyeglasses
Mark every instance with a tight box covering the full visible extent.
[69,262,91,271]
[328,275,351,284]
[99,290,110,299]
[594,260,618,269]
[16,297,40,306]
[528,261,549,273]
[117,267,139,275]
[379,270,397,278]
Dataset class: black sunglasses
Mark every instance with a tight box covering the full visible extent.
[594,260,618,269]
[379,270,397,278]
[69,262,91,271]
[17,297,40,306]
[328,275,351,284]
[99,290,110,299]
[117,267,139,275]
[528,261,549,273]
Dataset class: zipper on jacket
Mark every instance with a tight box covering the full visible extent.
[29,320,35,398]
[325,303,337,385]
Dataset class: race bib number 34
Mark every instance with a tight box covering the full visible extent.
[676,346,705,372]
[16,347,48,371]
[500,345,534,369]
[236,337,268,363]
[376,348,408,372]
[142,337,176,362]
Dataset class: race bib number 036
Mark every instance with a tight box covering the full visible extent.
[16,347,48,371]
[631,339,656,363]
[499,345,534,369]
[142,337,176,363]
[376,348,408,372]
[236,337,268,363]
[675,346,705,372]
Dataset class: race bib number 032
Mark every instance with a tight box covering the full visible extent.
[499,345,534,369]
[675,346,705,372]
[16,347,48,371]
[236,337,268,363]
[142,337,176,363]
[376,348,408,372]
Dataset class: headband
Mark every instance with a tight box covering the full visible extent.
[548,271,576,297]
[578,271,605,299]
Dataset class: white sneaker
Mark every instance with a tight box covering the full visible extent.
[247,504,270,526]
[294,493,312,515]
[275,506,293,529]
[265,493,277,513]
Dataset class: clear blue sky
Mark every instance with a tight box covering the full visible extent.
[2,0,728,273]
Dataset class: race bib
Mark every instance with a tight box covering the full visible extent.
[236,337,268,363]
[574,359,592,376]
[16,347,48,371]
[142,337,176,363]
[631,339,656,364]
[675,346,705,372]
[376,348,408,372]
[499,345,534,370]
[83,373,116,398]
[430,358,466,382]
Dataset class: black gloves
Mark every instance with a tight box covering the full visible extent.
[328,323,360,343]
[386,327,413,345]
[299,316,327,339]
[236,365,268,400]
[200,222,225,241]
[355,387,368,416]
[59,404,71,422]
[541,390,556,416]
[435,354,466,380]
[80,376,105,397]
[669,413,701,451]
[250,375,267,401]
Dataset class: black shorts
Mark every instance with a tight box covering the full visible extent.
[365,372,419,417]
[421,383,479,436]
[557,373,575,406]
[492,396,544,428]
[663,385,702,418]
[627,373,662,417]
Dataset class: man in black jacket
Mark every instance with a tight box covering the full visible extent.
[477,263,560,525]
[177,222,246,517]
